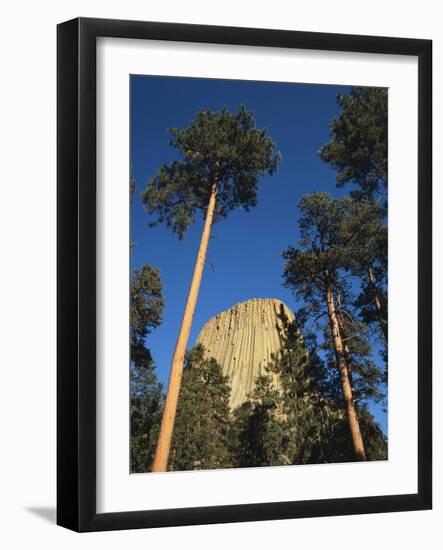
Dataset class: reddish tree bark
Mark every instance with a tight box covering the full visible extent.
[152,184,218,472]
[326,287,366,461]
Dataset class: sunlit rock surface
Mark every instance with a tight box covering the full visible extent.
[196,298,294,410]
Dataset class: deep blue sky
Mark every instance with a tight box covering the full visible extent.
[130,75,387,435]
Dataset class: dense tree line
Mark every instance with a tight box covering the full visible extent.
[169,345,232,471]
[130,264,165,473]
[229,307,386,468]
[132,332,386,472]
[131,89,388,472]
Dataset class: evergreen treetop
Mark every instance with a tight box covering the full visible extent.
[142,105,281,239]
[319,87,387,203]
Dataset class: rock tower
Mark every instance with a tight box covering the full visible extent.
[196,298,294,410]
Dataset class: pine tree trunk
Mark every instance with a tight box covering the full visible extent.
[368,266,388,341]
[337,312,356,397]
[151,183,218,472]
[325,287,366,461]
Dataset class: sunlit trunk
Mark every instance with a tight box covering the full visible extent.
[152,184,217,472]
[368,266,387,341]
[337,312,356,398]
[326,287,366,461]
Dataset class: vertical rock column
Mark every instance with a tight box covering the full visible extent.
[196,298,295,410]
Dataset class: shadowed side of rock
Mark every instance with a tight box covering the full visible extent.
[196,298,295,410]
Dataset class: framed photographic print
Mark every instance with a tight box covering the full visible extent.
[57,17,432,532]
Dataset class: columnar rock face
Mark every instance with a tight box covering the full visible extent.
[196,298,295,411]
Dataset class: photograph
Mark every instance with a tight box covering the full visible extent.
[129,75,388,474]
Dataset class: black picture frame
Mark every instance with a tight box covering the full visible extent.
[57,17,432,532]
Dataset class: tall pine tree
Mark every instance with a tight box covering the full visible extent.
[319,87,388,345]
[282,192,381,461]
[143,106,281,471]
